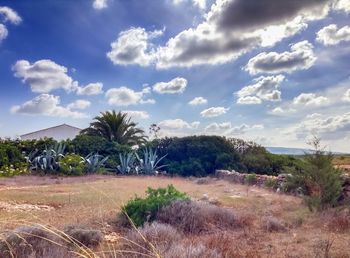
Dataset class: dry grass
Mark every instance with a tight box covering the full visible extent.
[0,175,349,257]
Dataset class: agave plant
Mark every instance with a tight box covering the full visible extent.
[84,153,109,173]
[117,152,136,174]
[136,147,167,174]
[29,145,65,172]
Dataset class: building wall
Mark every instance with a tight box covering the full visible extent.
[21,125,81,141]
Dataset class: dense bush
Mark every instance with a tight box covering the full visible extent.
[59,154,85,176]
[120,185,188,227]
[153,136,242,176]
[287,138,343,211]
[63,224,103,247]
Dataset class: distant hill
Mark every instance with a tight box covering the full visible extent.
[266,147,310,155]
[266,147,348,155]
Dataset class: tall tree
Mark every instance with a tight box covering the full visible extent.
[81,111,147,145]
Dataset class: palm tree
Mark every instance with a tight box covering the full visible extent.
[81,111,147,145]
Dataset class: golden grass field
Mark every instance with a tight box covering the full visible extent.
[0,175,349,257]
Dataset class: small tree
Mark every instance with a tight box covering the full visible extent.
[289,137,343,211]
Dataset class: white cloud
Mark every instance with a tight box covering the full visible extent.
[236,75,284,104]
[93,0,108,9]
[122,110,150,120]
[200,106,229,117]
[332,0,350,13]
[76,82,103,95]
[105,86,153,106]
[158,119,200,130]
[107,27,163,66]
[316,24,350,46]
[204,121,264,135]
[153,77,187,94]
[293,93,329,106]
[172,0,207,10]
[0,6,22,25]
[188,96,208,105]
[237,96,262,105]
[67,99,91,110]
[12,59,78,93]
[11,94,87,118]
[292,112,350,139]
[0,23,8,42]
[245,41,316,75]
[343,89,350,102]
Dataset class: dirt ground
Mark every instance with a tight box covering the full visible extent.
[0,175,349,257]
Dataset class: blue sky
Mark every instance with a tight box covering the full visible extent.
[0,0,350,151]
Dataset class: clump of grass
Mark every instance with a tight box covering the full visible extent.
[156,199,238,234]
[165,242,220,258]
[122,222,182,257]
[326,209,350,233]
[262,216,287,232]
[63,224,103,247]
[245,174,257,185]
[0,225,73,258]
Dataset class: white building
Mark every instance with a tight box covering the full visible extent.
[20,124,82,141]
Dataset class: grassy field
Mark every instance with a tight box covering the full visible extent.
[0,175,349,257]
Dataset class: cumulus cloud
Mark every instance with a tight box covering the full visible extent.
[158,119,200,130]
[316,24,350,46]
[11,94,87,118]
[12,59,78,93]
[156,0,329,69]
[93,0,108,9]
[67,99,91,110]
[172,0,207,10]
[107,27,163,66]
[122,110,150,120]
[153,77,187,94]
[0,23,7,41]
[245,41,316,75]
[188,96,208,105]
[293,93,329,106]
[105,86,153,106]
[344,89,350,102]
[200,106,229,117]
[0,6,22,24]
[76,82,103,95]
[292,112,350,139]
[205,121,264,135]
[332,0,350,13]
[236,75,284,104]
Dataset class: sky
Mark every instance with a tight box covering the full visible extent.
[0,0,350,152]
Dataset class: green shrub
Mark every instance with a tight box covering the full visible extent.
[245,174,257,185]
[0,164,28,177]
[120,185,188,227]
[59,154,85,176]
[264,178,277,188]
[287,137,343,211]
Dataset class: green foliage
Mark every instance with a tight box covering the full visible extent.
[59,154,85,176]
[136,147,167,174]
[245,173,257,185]
[154,136,242,176]
[117,152,136,174]
[121,185,188,227]
[80,110,147,145]
[287,137,343,211]
[0,142,24,169]
[84,153,108,173]
[264,178,277,188]
[0,164,28,177]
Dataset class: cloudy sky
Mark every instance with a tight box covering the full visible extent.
[0,0,350,151]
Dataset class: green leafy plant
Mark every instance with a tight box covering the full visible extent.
[59,154,86,176]
[120,185,188,227]
[245,174,257,185]
[0,163,28,177]
[264,178,277,188]
[28,144,66,173]
[84,153,108,173]
[287,137,343,211]
[136,147,167,174]
[117,152,136,174]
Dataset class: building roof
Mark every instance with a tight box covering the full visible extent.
[20,124,82,137]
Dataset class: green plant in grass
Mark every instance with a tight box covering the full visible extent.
[120,185,188,227]
[245,173,257,185]
[59,154,86,176]
[264,178,277,188]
